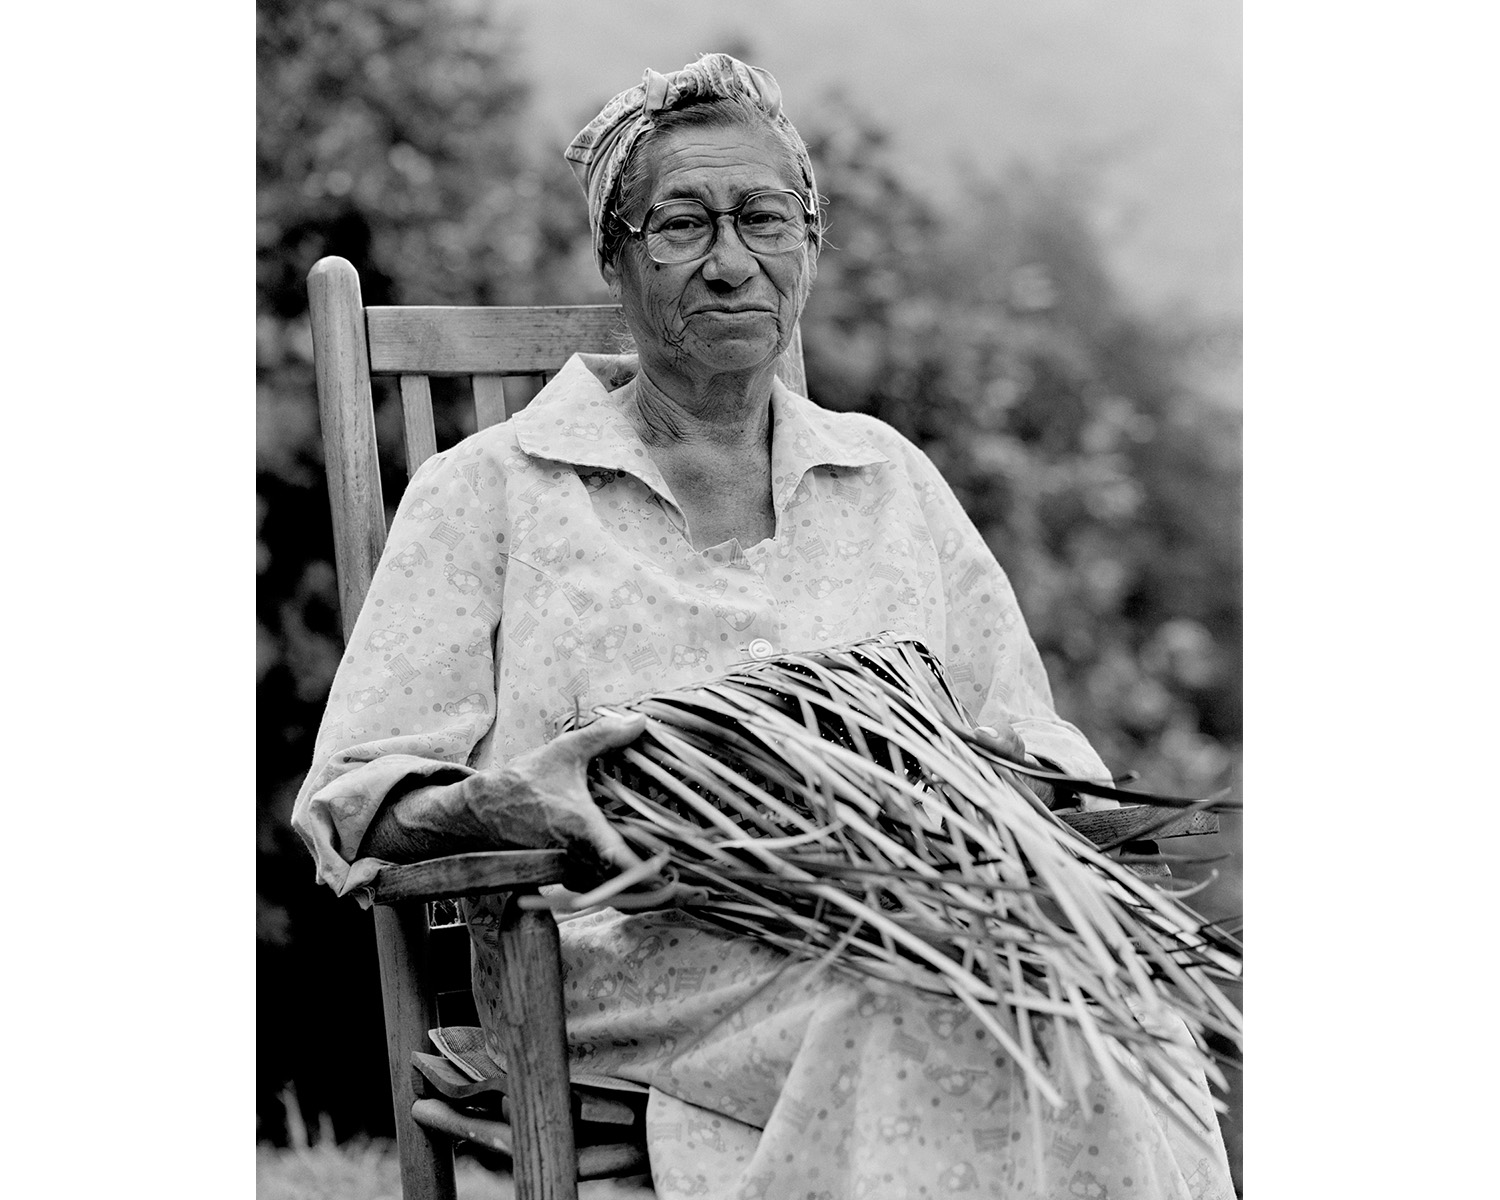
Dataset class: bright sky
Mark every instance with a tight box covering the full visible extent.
[500,0,1241,323]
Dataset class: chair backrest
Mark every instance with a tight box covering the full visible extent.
[307,254,807,643]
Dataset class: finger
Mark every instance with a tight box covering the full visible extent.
[564,811,648,891]
[973,723,1026,759]
[558,712,648,761]
[581,809,645,875]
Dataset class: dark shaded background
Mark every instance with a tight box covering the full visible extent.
[257,0,1241,1184]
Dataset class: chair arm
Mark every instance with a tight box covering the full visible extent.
[368,849,568,905]
[1057,805,1220,845]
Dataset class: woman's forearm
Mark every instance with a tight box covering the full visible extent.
[357,775,497,863]
[354,715,647,878]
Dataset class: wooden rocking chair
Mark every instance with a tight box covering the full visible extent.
[305,255,1219,1200]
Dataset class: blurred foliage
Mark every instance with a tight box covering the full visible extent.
[257,0,1240,1172]
[801,100,1240,801]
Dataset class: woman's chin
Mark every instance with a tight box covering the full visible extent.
[679,325,785,375]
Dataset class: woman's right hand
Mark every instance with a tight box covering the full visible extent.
[457,712,649,886]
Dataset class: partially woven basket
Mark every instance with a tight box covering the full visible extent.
[574,632,1242,1128]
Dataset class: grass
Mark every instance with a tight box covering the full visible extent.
[258,1089,654,1199]
[255,1141,655,1199]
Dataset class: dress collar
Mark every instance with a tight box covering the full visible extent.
[511,353,887,512]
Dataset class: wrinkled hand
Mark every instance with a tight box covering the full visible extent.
[458,713,648,888]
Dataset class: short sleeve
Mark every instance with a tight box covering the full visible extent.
[291,445,511,895]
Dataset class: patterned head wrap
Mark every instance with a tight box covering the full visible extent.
[565,52,817,270]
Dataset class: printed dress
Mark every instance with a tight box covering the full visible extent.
[293,353,1234,1198]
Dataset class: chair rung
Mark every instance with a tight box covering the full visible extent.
[577,1141,650,1182]
[412,1097,512,1155]
[413,1051,641,1126]
[411,1098,649,1180]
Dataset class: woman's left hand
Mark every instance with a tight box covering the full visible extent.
[973,723,1057,808]
[973,723,1025,762]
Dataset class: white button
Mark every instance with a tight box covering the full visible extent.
[747,638,775,660]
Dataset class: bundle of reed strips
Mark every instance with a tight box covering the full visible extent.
[574,632,1242,1131]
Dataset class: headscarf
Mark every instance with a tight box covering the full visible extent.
[564,52,817,270]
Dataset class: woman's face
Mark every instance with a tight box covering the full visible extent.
[603,123,815,383]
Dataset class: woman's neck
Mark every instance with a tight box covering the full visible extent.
[626,361,775,452]
[621,366,778,550]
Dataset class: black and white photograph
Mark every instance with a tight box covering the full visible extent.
[256,3,1245,1197]
[14,1,1499,1197]
[15,0,1500,1193]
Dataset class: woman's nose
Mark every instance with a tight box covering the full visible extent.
[701,215,759,286]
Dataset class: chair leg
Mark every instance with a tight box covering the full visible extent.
[375,903,458,1200]
[491,891,579,1200]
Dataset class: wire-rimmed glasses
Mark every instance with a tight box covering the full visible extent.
[613,189,816,264]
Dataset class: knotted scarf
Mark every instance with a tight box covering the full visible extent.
[564,53,817,269]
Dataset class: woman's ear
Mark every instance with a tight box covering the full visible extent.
[600,257,622,300]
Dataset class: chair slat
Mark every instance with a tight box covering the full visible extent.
[400,375,439,474]
[368,305,624,376]
[472,375,508,430]
[505,374,546,417]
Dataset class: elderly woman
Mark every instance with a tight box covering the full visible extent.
[294,54,1233,1200]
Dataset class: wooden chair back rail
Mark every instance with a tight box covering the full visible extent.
[364,303,806,392]
[374,303,806,481]
[366,305,628,376]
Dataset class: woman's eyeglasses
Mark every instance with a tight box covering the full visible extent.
[613,189,815,264]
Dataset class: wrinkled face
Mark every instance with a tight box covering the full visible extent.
[603,124,815,381]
